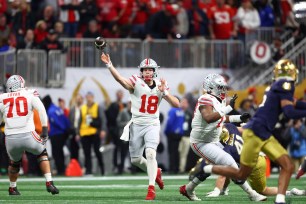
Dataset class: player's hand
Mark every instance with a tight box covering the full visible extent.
[229,94,238,109]
[240,112,251,123]
[158,78,167,93]
[40,126,49,145]
[101,53,112,67]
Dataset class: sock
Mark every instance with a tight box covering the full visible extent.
[203,165,213,173]
[275,194,285,203]
[44,173,52,182]
[10,182,17,188]
[186,177,201,192]
[146,148,157,186]
[238,181,253,195]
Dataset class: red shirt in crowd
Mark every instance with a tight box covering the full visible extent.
[34,29,48,43]
[133,0,149,24]
[96,0,121,23]
[0,0,7,14]
[117,0,134,25]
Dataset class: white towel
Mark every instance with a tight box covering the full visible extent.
[120,120,132,141]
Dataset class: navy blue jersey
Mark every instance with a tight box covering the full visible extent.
[244,79,295,140]
[223,123,244,164]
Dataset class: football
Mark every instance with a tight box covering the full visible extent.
[94,37,107,50]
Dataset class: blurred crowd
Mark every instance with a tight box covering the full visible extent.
[0,0,306,53]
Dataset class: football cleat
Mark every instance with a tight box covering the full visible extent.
[155,168,164,190]
[206,188,221,197]
[46,181,59,195]
[145,185,156,200]
[249,190,267,201]
[289,188,306,196]
[9,187,20,195]
[295,167,305,179]
[179,185,201,201]
[220,187,229,196]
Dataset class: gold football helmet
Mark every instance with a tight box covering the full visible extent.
[273,59,299,82]
[220,127,234,145]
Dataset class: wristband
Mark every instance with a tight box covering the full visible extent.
[106,61,113,68]
[163,90,169,96]
[229,115,242,123]
[217,105,233,117]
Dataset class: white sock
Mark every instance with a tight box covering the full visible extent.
[186,177,201,192]
[238,181,254,195]
[10,182,17,188]
[146,148,157,186]
[203,165,213,173]
[44,173,52,182]
[275,194,285,203]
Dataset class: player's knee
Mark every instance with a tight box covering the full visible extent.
[145,148,156,161]
[131,157,141,166]
[37,149,49,164]
[232,178,245,185]
[9,160,21,174]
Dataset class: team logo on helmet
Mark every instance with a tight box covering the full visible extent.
[6,75,25,93]
[273,59,299,83]
[138,58,160,81]
[203,74,228,100]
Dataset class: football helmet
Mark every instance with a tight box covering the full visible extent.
[219,127,233,145]
[203,74,228,100]
[6,75,25,93]
[138,58,160,81]
[273,59,299,83]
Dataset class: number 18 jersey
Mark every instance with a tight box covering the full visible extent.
[0,89,44,135]
[190,94,226,143]
[129,75,164,125]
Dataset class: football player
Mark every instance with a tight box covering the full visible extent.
[0,75,59,195]
[101,53,180,200]
[203,59,306,204]
[179,73,266,201]
[189,123,305,197]
[296,158,306,179]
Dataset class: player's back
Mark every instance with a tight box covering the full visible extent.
[0,89,38,135]
[129,75,163,125]
[190,94,225,143]
[244,79,295,140]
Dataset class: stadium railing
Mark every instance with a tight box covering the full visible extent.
[47,50,66,88]
[60,38,245,69]
[0,48,16,85]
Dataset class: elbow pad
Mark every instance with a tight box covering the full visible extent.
[283,105,306,119]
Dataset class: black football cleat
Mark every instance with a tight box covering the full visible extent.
[9,187,21,195]
[46,181,59,195]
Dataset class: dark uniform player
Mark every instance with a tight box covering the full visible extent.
[203,59,306,204]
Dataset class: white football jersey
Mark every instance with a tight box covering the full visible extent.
[129,75,165,125]
[0,89,47,135]
[190,93,226,143]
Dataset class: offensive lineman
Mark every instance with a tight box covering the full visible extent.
[179,73,267,201]
[0,75,59,195]
[101,53,180,200]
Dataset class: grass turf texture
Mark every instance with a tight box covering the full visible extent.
[0,175,305,203]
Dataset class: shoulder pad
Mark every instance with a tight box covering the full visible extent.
[28,89,40,97]
[271,80,294,92]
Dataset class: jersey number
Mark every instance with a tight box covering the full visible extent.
[234,135,243,155]
[3,97,28,118]
[139,95,159,114]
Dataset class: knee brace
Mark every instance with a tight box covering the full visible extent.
[37,149,49,164]
[9,160,21,174]
[232,178,245,185]
[145,148,156,161]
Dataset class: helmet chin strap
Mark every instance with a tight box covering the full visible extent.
[142,74,153,82]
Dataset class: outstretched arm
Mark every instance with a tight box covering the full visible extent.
[101,53,134,92]
[158,78,179,107]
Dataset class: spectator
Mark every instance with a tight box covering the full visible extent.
[39,5,57,31]
[58,0,80,37]
[287,119,306,171]
[105,90,125,172]
[256,0,274,27]
[175,0,189,39]
[83,19,100,38]
[238,98,256,117]
[12,0,34,44]
[78,91,106,175]
[39,29,64,52]
[34,20,48,44]
[68,94,84,161]
[164,99,185,174]
[0,14,11,41]
[271,37,284,62]
[116,101,132,174]
[187,0,209,39]
[0,37,10,52]
[16,29,37,49]
[96,0,121,31]
[54,21,66,38]
[42,95,70,176]
[130,0,150,39]
[234,0,260,43]
[178,97,192,173]
[0,0,7,15]
[58,98,70,117]
[79,0,98,33]
[83,19,100,66]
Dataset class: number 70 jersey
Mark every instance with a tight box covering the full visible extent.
[129,75,164,125]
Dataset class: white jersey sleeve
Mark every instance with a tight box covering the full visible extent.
[129,75,163,125]
[0,89,38,135]
[190,94,225,143]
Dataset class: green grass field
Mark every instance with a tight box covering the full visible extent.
[0,175,305,203]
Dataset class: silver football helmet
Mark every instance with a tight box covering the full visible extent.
[6,75,25,93]
[138,58,160,79]
[203,74,228,100]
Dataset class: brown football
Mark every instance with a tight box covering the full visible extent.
[94,37,107,50]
